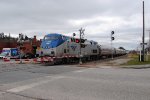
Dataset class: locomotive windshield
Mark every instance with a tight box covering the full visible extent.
[44,36,58,41]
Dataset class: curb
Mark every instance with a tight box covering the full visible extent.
[120,64,150,69]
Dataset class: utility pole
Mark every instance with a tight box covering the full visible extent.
[149,30,150,49]
[142,1,145,62]
[79,28,85,64]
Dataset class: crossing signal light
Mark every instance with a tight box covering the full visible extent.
[111,31,115,41]
[75,39,80,43]
[71,38,75,42]
[73,33,76,36]
[111,31,114,35]
[81,39,85,43]
[73,39,86,43]
[111,37,115,40]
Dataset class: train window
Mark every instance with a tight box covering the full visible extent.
[64,49,66,53]
[51,51,54,54]
[90,42,92,45]
[94,42,97,45]
[44,36,58,40]
[62,36,66,40]
[93,50,97,53]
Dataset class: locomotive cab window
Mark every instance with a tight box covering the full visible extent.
[64,49,66,53]
[67,49,69,52]
[44,36,58,41]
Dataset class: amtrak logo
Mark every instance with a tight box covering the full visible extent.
[71,45,77,51]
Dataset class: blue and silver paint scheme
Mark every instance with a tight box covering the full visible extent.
[41,33,100,57]
[40,33,126,59]
[41,33,70,56]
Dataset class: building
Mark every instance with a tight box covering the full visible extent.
[0,33,41,57]
[19,35,41,57]
[0,33,17,53]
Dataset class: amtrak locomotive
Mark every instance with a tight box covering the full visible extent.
[41,33,99,58]
[40,33,126,63]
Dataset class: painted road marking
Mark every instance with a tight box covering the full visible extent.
[75,70,84,73]
[0,91,6,95]
[7,76,64,93]
[100,66,112,69]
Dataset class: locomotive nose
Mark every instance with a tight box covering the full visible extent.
[41,45,50,49]
[41,41,52,49]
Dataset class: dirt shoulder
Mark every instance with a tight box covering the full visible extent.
[79,55,131,68]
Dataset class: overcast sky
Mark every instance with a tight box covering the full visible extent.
[0,0,150,50]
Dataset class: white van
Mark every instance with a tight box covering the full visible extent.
[0,48,19,59]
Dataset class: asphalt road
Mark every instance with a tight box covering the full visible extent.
[0,62,150,100]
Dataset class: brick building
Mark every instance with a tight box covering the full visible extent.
[0,33,18,53]
[20,36,41,56]
[0,33,41,55]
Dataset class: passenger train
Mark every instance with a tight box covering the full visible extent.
[40,33,126,63]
